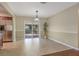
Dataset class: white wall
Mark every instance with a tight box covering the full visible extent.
[48,4,79,48]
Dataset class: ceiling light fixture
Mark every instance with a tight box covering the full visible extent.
[34,10,39,21]
[40,2,47,4]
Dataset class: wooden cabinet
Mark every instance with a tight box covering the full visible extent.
[0,32,3,48]
[0,16,12,42]
[0,38,3,48]
[3,31,12,42]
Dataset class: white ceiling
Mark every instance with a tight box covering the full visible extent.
[7,2,78,18]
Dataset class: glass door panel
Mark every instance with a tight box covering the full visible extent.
[33,24,39,38]
[24,23,39,39]
[25,24,32,38]
[25,24,32,34]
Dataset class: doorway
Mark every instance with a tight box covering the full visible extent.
[24,23,39,39]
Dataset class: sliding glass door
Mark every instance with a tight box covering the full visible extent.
[24,23,39,39]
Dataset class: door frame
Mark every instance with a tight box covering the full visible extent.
[24,22,40,39]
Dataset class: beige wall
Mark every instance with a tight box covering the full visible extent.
[15,16,47,41]
[48,4,79,48]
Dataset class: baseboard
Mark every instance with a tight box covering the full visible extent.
[49,37,79,50]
